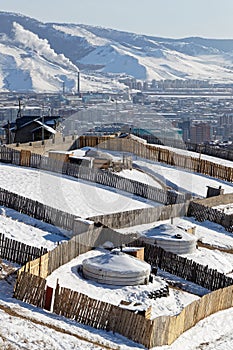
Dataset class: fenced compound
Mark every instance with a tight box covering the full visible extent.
[14,271,154,348]
[4,183,232,292]
[0,232,47,266]
[14,263,233,348]
[129,240,233,291]
[13,224,233,348]
[135,133,233,163]
[3,142,233,346]
[20,225,138,279]
[78,135,233,183]
[188,201,233,232]
[0,146,187,205]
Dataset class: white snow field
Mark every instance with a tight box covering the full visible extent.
[0,206,68,249]
[115,168,164,189]
[133,158,233,197]
[83,147,233,197]
[0,153,233,348]
[0,163,159,218]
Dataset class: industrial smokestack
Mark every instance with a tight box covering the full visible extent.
[77,72,80,95]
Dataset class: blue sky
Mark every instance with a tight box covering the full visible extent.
[0,0,233,39]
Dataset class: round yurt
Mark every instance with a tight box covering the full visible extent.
[141,224,197,254]
[82,251,151,286]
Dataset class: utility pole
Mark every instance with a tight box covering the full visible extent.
[17,98,23,119]
[41,106,45,145]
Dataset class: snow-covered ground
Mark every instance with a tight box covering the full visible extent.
[1,154,233,348]
[0,206,68,249]
[46,248,199,319]
[0,163,158,218]
[77,147,233,197]
[134,158,233,197]
[213,203,233,215]
[117,216,233,276]
[0,309,104,350]
[0,250,233,349]
[115,169,164,189]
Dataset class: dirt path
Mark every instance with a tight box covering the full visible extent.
[0,303,118,350]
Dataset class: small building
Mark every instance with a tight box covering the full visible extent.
[82,250,151,286]
[140,224,197,254]
[206,185,224,198]
[3,114,61,144]
[48,146,132,171]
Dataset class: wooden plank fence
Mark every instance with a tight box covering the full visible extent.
[88,202,189,229]
[0,232,47,266]
[0,147,20,164]
[47,233,93,275]
[188,201,233,232]
[131,133,233,163]
[13,269,233,349]
[78,136,233,183]
[0,187,77,232]
[14,271,46,308]
[0,146,189,205]
[128,240,233,291]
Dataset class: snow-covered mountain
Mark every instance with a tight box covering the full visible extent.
[1,11,233,93]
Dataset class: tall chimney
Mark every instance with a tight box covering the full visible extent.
[77,72,80,95]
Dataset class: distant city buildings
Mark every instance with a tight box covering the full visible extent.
[119,78,215,91]
[1,83,233,146]
[190,122,211,144]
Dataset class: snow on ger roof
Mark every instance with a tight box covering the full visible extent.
[142,223,196,242]
[82,251,151,276]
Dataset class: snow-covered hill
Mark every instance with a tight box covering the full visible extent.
[1,11,233,92]
[0,12,125,93]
